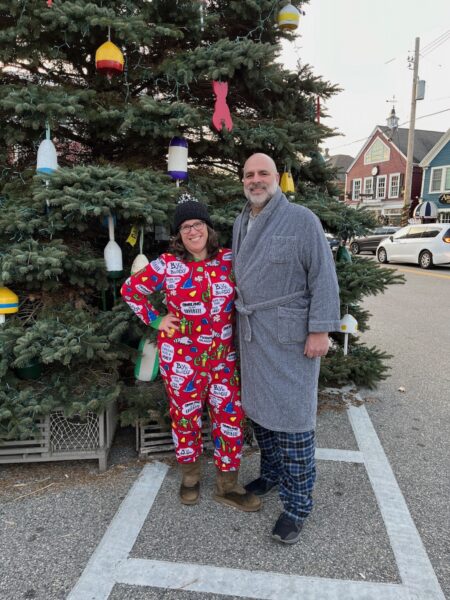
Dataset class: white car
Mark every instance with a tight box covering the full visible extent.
[377,223,450,269]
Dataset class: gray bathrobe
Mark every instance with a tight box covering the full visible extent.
[232,188,341,433]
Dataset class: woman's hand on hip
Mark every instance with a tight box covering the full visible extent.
[159,313,180,336]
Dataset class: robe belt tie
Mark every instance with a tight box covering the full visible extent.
[234,288,306,342]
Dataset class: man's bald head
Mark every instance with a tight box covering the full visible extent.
[243,153,278,176]
[242,153,280,214]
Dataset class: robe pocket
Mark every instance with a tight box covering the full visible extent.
[268,236,296,263]
[277,306,308,344]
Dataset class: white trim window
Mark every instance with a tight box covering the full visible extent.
[363,177,373,196]
[352,178,362,200]
[376,175,387,199]
[388,173,400,198]
[429,166,450,193]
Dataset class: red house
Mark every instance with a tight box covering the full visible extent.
[345,115,444,225]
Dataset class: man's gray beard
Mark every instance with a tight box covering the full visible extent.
[244,181,278,209]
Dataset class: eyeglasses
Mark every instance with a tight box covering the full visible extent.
[179,221,206,234]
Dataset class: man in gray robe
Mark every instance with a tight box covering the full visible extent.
[232,153,341,544]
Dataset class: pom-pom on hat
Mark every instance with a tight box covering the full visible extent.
[173,193,213,232]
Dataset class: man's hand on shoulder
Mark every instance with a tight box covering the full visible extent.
[304,332,330,359]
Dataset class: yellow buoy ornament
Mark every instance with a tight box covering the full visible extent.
[277,3,302,31]
[280,171,295,193]
[0,287,19,324]
[95,40,124,79]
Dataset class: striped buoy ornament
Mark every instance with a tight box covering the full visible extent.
[277,3,302,31]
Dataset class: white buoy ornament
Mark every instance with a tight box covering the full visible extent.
[104,215,123,278]
[339,314,358,355]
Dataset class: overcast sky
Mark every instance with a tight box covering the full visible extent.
[281,0,450,158]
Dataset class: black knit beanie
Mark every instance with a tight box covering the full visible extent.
[173,193,213,232]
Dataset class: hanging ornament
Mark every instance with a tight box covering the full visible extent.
[212,81,233,132]
[135,338,159,382]
[95,30,124,79]
[37,124,58,174]
[338,314,358,356]
[47,0,52,6]
[0,287,19,325]
[168,137,188,184]
[280,170,295,194]
[104,215,123,279]
[131,228,149,274]
[277,3,302,31]
[336,244,352,264]
[199,0,207,31]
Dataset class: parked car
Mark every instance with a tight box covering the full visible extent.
[325,232,340,254]
[350,227,400,255]
[377,223,450,269]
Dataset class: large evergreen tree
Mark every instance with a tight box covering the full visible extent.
[0,0,402,440]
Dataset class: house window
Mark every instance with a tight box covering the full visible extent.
[352,178,362,200]
[429,166,450,193]
[439,212,450,223]
[376,175,387,199]
[445,168,450,191]
[389,173,400,198]
[363,177,373,196]
[430,168,443,192]
[364,138,390,164]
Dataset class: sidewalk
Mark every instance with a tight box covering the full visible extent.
[1,399,445,600]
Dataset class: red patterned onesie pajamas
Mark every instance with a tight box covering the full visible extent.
[121,248,244,471]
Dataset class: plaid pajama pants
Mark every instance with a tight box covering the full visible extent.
[251,420,316,524]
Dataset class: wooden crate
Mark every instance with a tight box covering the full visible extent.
[136,410,212,456]
[136,411,254,456]
[0,403,117,472]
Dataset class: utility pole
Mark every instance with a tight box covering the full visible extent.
[401,37,420,226]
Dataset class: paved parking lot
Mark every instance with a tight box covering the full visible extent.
[2,263,448,600]
[66,404,444,600]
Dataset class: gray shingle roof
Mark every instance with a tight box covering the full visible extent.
[379,126,444,163]
[326,154,354,182]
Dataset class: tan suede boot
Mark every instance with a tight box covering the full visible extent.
[214,469,262,512]
[179,461,201,505]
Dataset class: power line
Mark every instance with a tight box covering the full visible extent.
[328,108,450,152]
[421,30,449,51]
[412,107,450,122]
[421,31,450,56]
[384,30,450,66]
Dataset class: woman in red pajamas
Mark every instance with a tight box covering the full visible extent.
[121,195,260,511]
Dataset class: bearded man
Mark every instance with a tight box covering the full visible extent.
[232,153,341,544]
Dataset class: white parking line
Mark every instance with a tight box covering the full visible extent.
[348,405,445,599]
[67,461,169,600]
[117,558,410,600]
[68,405,445,600]
[316,448,363,462]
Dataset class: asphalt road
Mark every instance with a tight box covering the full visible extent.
[0,259,449,600]
[359,260,450,598]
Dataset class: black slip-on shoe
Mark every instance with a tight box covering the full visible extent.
[272,513,303,544]
[244,477,278,497]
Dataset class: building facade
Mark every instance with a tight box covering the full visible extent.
[345,124,444,225]
[419,128,450,223]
